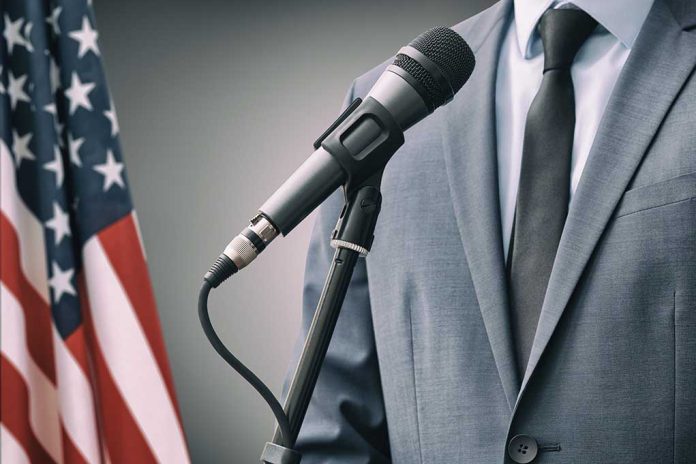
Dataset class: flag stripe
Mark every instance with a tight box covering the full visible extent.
[0,213,57,383]
[77,274,159,464]
[61,426,89,464]
[0,356,58,464]
[1,424,32,464]
[82,236,189,463]
[63,327,93,382]
[1,284,63,462]
[1,210,101,464]
[0,141,50,303]
[54,328,101,464]
[98,213,180,410]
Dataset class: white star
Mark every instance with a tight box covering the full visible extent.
[45,202,71,245]
[49,57,60,93]
[93,150,125,191]
[46,6,62,35]
[12,130,34,167]
[48,262,76,303]
[44,102,56,116]
[65,72,95,114]
[68,17,99,58]
[22,22,34,53]
[44,146,64,186]
[3,15,28,54]
[7,72,30,109]
[103,105,119,137]
[68,134,84,167]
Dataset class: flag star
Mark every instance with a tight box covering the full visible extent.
[45,202,71,245]
[49,57,60,93]
[44,146,65,186]
[22,22,34,53]
[7,72,30,109]
[0,66,5,94]
[48,262,76,303]
[47,6,62,35]
[3,15,27,54]
[103,105,119,137]
[44,102,56,115]
[65,72,95,114]
[68,17,99,58]
[12,130,34,167]
[93,150,125,191]
[68,134,84,167]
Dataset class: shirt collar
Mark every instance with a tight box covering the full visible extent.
[513,0,655,58]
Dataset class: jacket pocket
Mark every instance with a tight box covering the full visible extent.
[614,172,696,219]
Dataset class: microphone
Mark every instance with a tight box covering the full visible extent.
[205,27,475,287]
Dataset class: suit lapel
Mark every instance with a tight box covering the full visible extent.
[517,0,696,399]
[443,0,519,410]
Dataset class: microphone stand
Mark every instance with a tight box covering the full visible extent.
[260,170,384,464]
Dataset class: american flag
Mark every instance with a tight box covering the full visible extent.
[1,0,189,462]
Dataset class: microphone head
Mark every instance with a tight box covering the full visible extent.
[392,27,475,111]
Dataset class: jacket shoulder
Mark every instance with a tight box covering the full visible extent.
[349,0,509,99]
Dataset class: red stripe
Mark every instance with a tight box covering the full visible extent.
[0,356,57,464]
[98,214,181,414]
[64,326,93,383]
[61,424,89,464]
[77,273,158,464]
[0,213,56,383]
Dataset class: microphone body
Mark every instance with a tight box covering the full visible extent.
[204,27,475,286]
[257,68,431,239]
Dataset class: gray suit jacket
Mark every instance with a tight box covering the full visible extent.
[288,0,696,461]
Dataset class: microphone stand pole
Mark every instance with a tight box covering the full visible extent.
[260,171,384,464]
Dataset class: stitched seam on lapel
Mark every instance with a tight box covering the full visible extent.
[436,27,515,411]
[439,5,519,412]
[473,13,515,413]
[406,297,424,463]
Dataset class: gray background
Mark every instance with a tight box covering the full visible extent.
[96,1,494,461]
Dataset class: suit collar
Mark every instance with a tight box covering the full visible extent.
[443,0,519,410]
[513,0,654,56]
[515,0,696,404]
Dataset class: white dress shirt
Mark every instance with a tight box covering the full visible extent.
[496,0,654,260]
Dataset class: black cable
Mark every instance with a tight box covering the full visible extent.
[198,280,292,447]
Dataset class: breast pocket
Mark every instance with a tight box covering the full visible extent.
[613,172,696,219]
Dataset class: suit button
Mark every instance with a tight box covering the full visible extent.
[508,434,538,463]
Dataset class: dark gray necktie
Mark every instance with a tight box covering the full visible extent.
[508,8,597,377]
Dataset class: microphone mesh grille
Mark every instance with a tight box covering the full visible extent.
[393,27,475,109]
[410,27,475,93]
[392,53,442,109]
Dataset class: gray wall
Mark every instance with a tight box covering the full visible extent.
[95,1,494,461]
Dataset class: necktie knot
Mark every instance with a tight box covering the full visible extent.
[538,8,597,72]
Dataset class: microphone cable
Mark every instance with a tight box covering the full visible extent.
[198,279,292,447]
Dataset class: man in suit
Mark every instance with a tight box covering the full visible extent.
[288,0,696,461]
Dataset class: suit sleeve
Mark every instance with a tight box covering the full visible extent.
[282,82,391,463]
